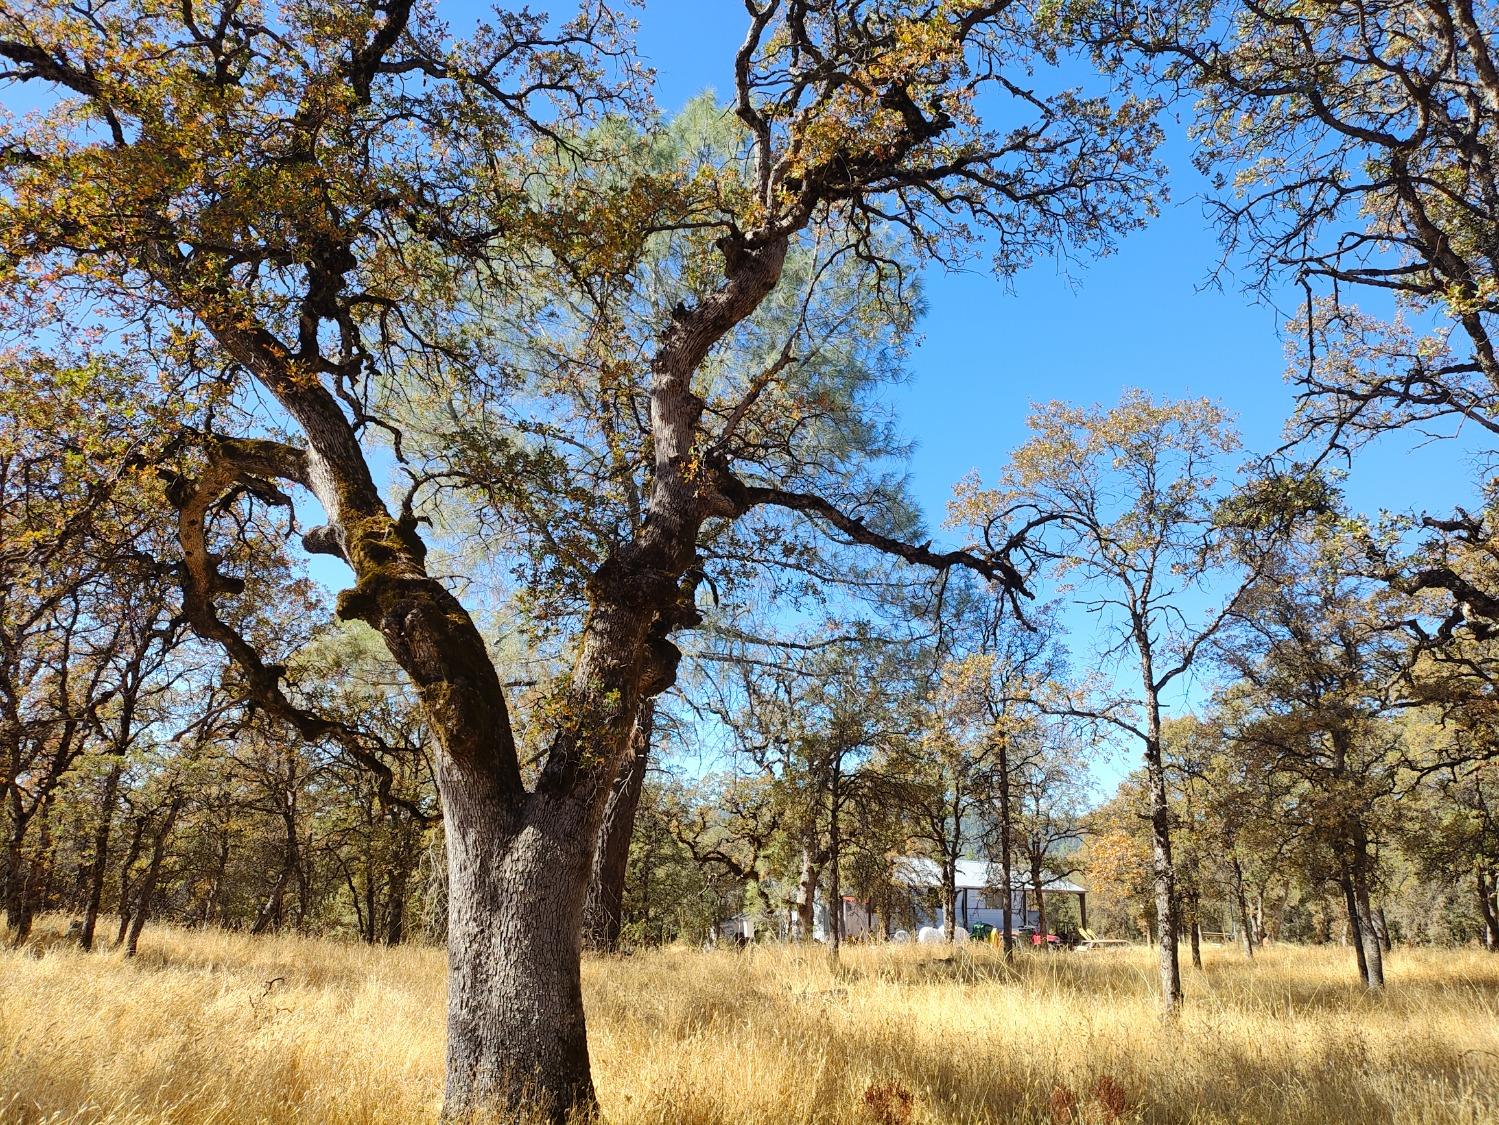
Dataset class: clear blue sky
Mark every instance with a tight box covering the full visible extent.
[621,1,1486,789]
[627,0,1477,529]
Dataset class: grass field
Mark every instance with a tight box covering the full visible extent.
[2,919,1498,1124]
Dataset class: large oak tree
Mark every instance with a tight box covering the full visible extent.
[0,0,1163,1115]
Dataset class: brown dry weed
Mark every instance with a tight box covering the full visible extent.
[3,919,1497,1124]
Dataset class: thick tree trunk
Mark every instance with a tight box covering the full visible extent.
[4,834,29,942]
[439,770,598,1124]
[80,759,125,951]
[583,704,653,953]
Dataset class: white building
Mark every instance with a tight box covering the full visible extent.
[894,857,1089,935]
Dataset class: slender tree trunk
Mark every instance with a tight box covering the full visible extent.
[1031,860,1047,945]
[1230,854,1254,961]
[583,704,653,952]
[998,743,1014,956]
[1339,868,1370,985]
[346,865,370,941]
[385,851,410,946]
[1349,832,1385,990]
[251,868,291,935]
[3,786,32,941]
[13,806,54,940]
[80,759,125,950]
[115,813,148,946]
[941,858,957,942]
[124,796,182,957]
[1373,905,1392,953]
[439,770,598,1123]
[1189,905,1203,971]
[277,802,305,931]
[1141,712,1182,1010]
[827,769,842,961]
[206,825,230,926]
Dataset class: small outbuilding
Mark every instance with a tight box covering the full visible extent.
[893,857,1088,935]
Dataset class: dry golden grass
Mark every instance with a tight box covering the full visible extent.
[3,918,1498,1124]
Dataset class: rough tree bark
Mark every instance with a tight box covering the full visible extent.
[441,779,600,1119]
[1373,905,1392,953]
[3,788,30,941]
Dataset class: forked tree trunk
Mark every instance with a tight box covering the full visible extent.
[583,704,653,953]
[440,771,599,1123]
